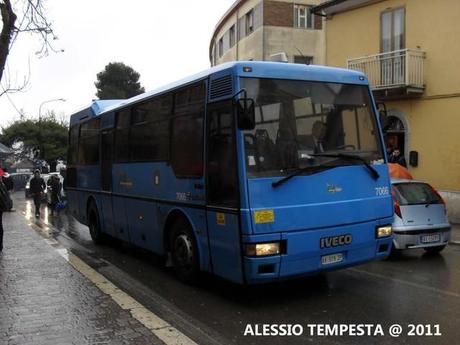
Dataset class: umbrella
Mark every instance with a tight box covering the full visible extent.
[388,163,413,179]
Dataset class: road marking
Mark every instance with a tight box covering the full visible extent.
[62,253,198,345]
[23,212,198,345]
[348,267,460,298]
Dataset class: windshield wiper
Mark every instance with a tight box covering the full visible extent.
[310,153,380,180]
[272,165,337,188]
[272,153,380,188]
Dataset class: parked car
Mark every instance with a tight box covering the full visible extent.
[25,174,49,200]
[10,172,32,191]
[391,179,451,253]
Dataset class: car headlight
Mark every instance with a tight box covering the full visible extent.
[245,242,281,256]
[376,225,392,238]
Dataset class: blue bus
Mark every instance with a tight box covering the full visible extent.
[67,61,393,284]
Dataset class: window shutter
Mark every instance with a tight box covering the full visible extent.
[314,14,322,30]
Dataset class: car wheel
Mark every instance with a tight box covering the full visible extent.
[170,218,200,283]
[88,202,105,245]
[423,245,446,254]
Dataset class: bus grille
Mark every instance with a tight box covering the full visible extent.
[210,75,233,100]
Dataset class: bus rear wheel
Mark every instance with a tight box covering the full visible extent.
[170,219,199,283]
[88,203,105,245]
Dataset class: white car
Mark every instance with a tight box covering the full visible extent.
[391,179,451,253]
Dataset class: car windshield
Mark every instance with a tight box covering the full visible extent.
[240,78,384,177]
[393,183,443,205]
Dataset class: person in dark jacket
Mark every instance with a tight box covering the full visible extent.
[388,148,407,167]
[2,169,13,191]
[49,175,62,216]
[0,178,12,252]
[30,169,46,218]
[2,168,14,212]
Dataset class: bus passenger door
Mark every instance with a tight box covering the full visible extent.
[100,130,115,237]
[206,102,243,284]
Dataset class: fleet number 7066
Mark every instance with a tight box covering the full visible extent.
[375,186,389,196]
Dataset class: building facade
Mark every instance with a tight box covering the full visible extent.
[210,0,326,66]
[313,0,460,221]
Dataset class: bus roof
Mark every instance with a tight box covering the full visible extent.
[69,61,368,126]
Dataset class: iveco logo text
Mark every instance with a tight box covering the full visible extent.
[320,234,353,249]
[327,184,343,193]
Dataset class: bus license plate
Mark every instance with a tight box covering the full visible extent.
[321,253,343,265]
[421,234,440,243]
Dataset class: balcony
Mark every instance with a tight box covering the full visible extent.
[347,49,426,100]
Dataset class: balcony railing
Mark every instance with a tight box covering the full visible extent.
[347,49,426,92]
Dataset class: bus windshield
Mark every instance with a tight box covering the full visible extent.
[240,78,384,178]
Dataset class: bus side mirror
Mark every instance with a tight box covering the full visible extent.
[236,98,256,130]
[376,102,388,131]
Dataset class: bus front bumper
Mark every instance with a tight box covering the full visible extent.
[243,220,393,284]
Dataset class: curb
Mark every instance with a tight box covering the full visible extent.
[449,241,460,246]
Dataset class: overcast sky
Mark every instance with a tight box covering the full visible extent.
[0,0,235,127]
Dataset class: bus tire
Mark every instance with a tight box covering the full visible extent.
[88,202,105,245]
[170,218,200,284]
[423,245,446,254]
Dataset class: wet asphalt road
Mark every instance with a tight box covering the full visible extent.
[14,193,460,345]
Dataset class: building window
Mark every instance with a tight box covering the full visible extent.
[218,38,223,58]
[246,10,254,34]
[294,56,313,65]
[229,25,235,47]
[294,5,313,29]
[381,7,405,53]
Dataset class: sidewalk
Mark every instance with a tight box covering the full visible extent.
[0,211,163,345]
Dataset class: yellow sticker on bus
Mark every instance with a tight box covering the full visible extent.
[254,210,275,224]
[216,213,226,226]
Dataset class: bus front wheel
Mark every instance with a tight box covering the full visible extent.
[170,219,199,283]
[88,202,105,245]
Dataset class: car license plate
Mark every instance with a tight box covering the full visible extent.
[421,234,440,243]
[321,253,343,265]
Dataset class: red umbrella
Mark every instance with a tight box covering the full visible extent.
[388,163,413,179]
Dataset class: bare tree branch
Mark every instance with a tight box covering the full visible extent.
[0,0,60,97]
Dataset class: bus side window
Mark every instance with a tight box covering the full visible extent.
[171,82,205,177]
[207,102,238,207]
[78,118,100,165]
[114,109,131,162]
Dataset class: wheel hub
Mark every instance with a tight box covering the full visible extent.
[174,234,194,268]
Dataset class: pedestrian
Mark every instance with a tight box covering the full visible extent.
[2,168,13,191]
[2,168,14,212]
[388,148,407,167]
[0,178,12,252]
[49,175,62,216]
[29,169,46,218]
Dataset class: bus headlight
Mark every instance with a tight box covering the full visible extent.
[245,242,281,256]
[376,225,392,238]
